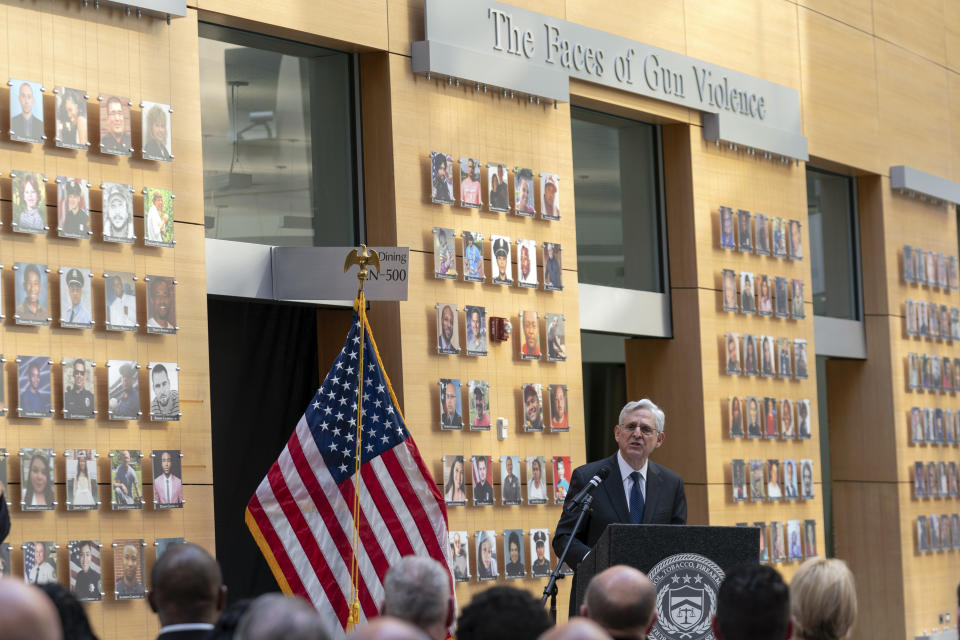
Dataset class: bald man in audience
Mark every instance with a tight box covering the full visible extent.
[347,617,429,640]
[580,566,657,640]
[539,618,611,640]
[0,578,62,640]
[148,542,227,640]
[381,556,453,640]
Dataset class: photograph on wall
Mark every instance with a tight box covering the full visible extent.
[459,158,482,208]
[148,362,181,421]
[786,520,803,561]
[62,359,95,419]
[23,541,57,585]
[903,245,914,282]
[491,235,513,285]
[14,263,49,326]
[917,516,929,553]
[771,522,786,563]
[151,450,184,509]
[501,456,522,506]
[464,306,487,356]
[923,408,934,443]
[729,397,745,438]
[17,357,51,418]
[543,242,562,291]
[449,531,470,581]
[927,463,939,498]
[743,335,758,377]
[938,253,949,289]
[503,530,526,578]
[20,448,55,510]
[788,219,803,260]
[111,450,143,510]
[754,522,769,563]
[764,397,778,439]
[739,271,755,314]
[951,256,959,290]
[905,300,917,336]
[107,360,140,420]
[722,269,737,312]
[944,359,954,393]
[724,332,741,375]
[923,355,932,391]
[746,397,762,438]
[99,95,133,156]
[475,531,498,581]
[9,79,43,144]
[113,539,146,599]
[799,459,815,500]
[549,384,569,432]
[527,457,548,505]
[791,279,805,319]
[915,249,926,286]
[907,353,919,390]
[530,529,552,577]
[757,274,773,316]
[65,449,98,510]
[105,271,138,331]
[553,456,571,504]
[952,308,959,341]
[55,86,88,149]
[443,456,467,506]
[910,407,923,444]
[771,217,786,258]
[731,459,746,502]
[940,514,951,550]
[767,459,782,501]
[514,167,535,216]
[760,335,776,378]
[949,462,958,497]
[754,213,770,255]
[804,521,819,558]
[748,459,766,501]
[522,383,545,432]
[953,515,960,550]
[780,398,795,439]
[433,227,456,279]
[719,206,735,250]
[929,515,941,551]
[68,540,101,601]
[925,250,936,287]
[545,313,567,362]
[913,460,924,498]
[141,101,173,162]
[939,461,949,496]
[467,380,491,430]
[439,379,463,430]
[794,339,809,379]
[101,182,135,243]
[516,238,538,288]
[774,276,789,318]
[540,173,560,220]
[488,163,510,212]
[471,455,494,506]
[436,303,460,355]
[59,268,93,329]
[57,177,91,239]
[462,232,485,282]
[941,305,950,341]
[783,459,799,500]
[0,451,6,501]
[928,302,939,339]
[776,338,792,380]
[11,171,47,233]
[144,187,175,247]
[737,209,752,253]
[520,310,541,360]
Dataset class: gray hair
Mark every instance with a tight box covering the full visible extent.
[236,593,328,640]
[618,399,665,433]
[381,556,450,628]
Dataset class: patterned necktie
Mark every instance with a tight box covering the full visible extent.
[630,471,645,524]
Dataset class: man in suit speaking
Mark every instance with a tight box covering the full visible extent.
[553,399,686,612]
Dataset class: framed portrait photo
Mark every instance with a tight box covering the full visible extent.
[467,380,491,430]
[719,206,736,250]
[503,529,526,578]
[113,539,146,598]
[471,455,494,506]
[57,177,92,239]
[23,541,57,585]
[9,79,44,144]
[439,379,463,430]
[436,303,460,355]
[464,306,487,356]
[144,187,175,247]
[748,459,765,502]
[903,245,914,282]
[938,253,949,289]
[543,242,563,291]
[540,172,560,220]
[737,209,752,253]
[62,358,96,419]
[527,457,548,505]
[794,339,809,379]
[443,456,467,506]
[746,396,762,439]
[771,522,786,563]
[101,182,136,243]
[433,228,456,279]
[449,531,470,581]
[459,158,482,208]
[520,310,541,360]
[950,256,959,290]
[905,299,917,336]
[767,459,783,501]
[111,450,143,510]
[783,459,799,500]
[553,456,571,504]
[545,313,567,362]
[105,272,138,331]
[59,268,94,329]
[11,171,47,234]
[791,279,805,319]
[462,232,485,282]
[20,448,56,510]
[799,459,815,500]
[731,459,746,502]
[754,522,769,563]
[740,271,755,314]
[742,334,758,377]
[501,457,522,506]
[475,531,498,581]
[797,399,811,439]
[780,398,795,439]
[55,86,89,150]
[786,520,803,561]
[724,333,740,375]
[721,269,737,312]
[548,384,569,432]
[774,276,789,318]
[146,275,177,334]
[771,217,787,258]
[757,274,773,316]
[530,529,552,577]
[729,397,745,438]
[430,152,454,204]
[514,167,535,216]
[516,238,538,288]
[141,101,173,162]
[68,540,102,601]
[151,450,184,509]
[776,338,792,379]
[522,383,545,432]
[65,449,98,510]
[148,362,181,421]
[490,235,513,285]
[488,163,510,212]
[13,263,49,326]
[107,360,140,420]
[755,213,770,255]
[760,336,776,378]
[788,219,803,260]
[99,94,133,156]
[763,397,778,439]
[17,356,52,418]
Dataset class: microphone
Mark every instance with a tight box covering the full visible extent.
[564,467,610,513]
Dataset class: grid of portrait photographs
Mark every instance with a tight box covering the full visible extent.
[904,300,960,341]
[719,206,804,261]
[721,269,805,320]
[431,228,563,291]
[449,529,559,582]
[913,460,960,500]
[916,514,960,553]
[435,304,567,366]
[429,152,562,222]
[734,458,814,502]
[736,520,818,564]
[729,397,812,440]
[907,354,960,394]
[725,335,808,380]
[902,245,959,290]
[443,455,570,509]
[908,406,960,445]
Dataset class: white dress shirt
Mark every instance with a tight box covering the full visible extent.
[617,451,648,514]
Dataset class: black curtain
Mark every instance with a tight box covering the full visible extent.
[208,297,319,601]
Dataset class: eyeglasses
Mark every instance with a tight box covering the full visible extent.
[619,423,658,437]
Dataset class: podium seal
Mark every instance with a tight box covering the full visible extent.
[647,552,724,640]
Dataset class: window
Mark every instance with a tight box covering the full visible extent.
[806,168,861,320]
[199,24,361,246]
[571,107,664,292]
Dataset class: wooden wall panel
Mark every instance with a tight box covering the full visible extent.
[873,0,947,67]
[948,0,960,74]
[951,72,960,183]
[796,0,874,35]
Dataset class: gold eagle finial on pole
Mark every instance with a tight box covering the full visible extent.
[344,244,381,295]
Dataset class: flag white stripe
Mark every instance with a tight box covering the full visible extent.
[393,443,455,572]
[369,456,429,557]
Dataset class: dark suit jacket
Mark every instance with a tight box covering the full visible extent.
[157,628,212,640]
[553,454,686,583]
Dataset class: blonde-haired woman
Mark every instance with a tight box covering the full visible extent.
[790,557,857,640]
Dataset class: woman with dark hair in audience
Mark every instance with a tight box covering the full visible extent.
[39,583,99,640]
[790,557,857,640]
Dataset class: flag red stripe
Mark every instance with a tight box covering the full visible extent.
[403,438,449,509]
[247,491,308,597]
[267,462,350,623]
[379,449,447,563]
[359,460,416,557]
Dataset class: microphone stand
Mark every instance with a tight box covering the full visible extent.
[541,494,593,622]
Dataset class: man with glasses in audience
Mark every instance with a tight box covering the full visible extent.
[553,399,686,615]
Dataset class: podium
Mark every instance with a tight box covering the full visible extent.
[572,524,759,639]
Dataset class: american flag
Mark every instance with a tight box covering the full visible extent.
[246,312,454,636]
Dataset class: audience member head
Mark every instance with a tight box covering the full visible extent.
[208,599,253,640]
[235,593,328,640]
[347,616,428,640]
[790,558,857,640]
[38,583,97,640]
[148,542,226,626]
[457,586,552,640]
[381,556,452,640]
[539,618,611,640]
[580,565,656,640]
[712,564,791,640]
[0,578,63,640]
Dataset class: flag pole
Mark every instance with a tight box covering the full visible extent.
[343,245,381,629]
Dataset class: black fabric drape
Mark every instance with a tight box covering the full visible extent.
[208,297,318,602]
